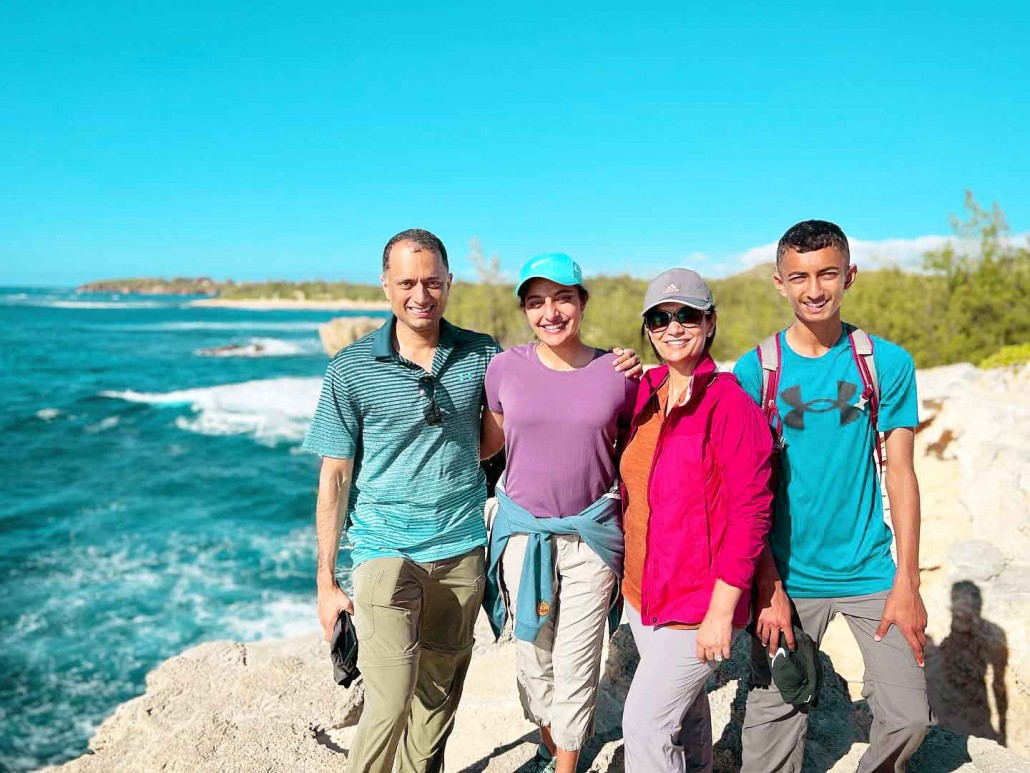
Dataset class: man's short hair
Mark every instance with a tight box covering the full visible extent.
[382,229,449,272]
[776,220,850,268]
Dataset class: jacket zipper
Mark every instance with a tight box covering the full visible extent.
[641,373,674,625]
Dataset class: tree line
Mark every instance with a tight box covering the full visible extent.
[78,194,1028,368]
[447,194,1029,368]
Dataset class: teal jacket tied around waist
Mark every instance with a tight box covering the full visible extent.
[485,488,625,643]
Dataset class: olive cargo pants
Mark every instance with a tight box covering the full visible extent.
[347,547,485,773]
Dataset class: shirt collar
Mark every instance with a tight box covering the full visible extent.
[371,316,396,360]
[371,316,457,372]
[638,353,718,413]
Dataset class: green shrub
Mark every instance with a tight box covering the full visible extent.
[980,343,1030,369]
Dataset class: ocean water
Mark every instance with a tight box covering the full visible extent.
[0,288,387,771]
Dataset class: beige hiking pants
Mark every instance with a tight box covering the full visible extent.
[502,533,616,752]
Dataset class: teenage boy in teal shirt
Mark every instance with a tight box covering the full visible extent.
[734,220,931,772]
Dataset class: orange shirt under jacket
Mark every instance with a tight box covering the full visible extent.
[619,379,698,630]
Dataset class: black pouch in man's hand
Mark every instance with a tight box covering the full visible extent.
[329,611,360,687]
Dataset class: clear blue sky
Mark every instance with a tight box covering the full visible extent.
[2,1,1027,286]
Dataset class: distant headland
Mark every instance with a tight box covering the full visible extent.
[77,277,221,295]
[76,277,391,311]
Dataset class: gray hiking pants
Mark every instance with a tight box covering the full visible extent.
[623,604,742,773]
[741,590,931,773]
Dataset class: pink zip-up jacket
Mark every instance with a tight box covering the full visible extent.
[622,354,773,628]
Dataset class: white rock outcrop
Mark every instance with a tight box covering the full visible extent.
[821,362,1030,757]
[45,616,1029,772]
[47,363,1030,772]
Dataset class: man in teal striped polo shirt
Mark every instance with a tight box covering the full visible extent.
[303,229,500,773]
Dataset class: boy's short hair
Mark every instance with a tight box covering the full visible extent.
[776,220,850,268]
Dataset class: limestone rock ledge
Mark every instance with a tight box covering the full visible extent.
[318,317,384,358]
[44,617,1029,773]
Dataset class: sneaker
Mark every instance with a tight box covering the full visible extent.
[526,756,556,773]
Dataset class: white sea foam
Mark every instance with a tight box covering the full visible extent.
[85,415,120,433]
[194,337,314,358]
[35,300,170,309]
[223,596,320,641]
[101,377,322,445]
[36,408,61,421]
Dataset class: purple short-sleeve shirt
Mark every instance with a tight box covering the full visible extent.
[485,343,638,518]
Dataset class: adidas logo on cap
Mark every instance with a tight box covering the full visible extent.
[662,283,680,294]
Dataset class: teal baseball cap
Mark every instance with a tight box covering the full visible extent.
[514,253,584,298]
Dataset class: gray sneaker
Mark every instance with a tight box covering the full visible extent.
[526,756,556,773]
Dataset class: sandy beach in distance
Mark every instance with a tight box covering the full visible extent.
[188,298,391,311]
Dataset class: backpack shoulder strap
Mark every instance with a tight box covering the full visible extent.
[848,327,880,405]
[757,332,784,440]
[757,332,781,414]
[847,326,887,500]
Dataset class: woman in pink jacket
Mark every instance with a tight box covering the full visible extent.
[619,268,773,772]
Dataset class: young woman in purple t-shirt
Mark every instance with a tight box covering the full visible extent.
[480,253,638,773]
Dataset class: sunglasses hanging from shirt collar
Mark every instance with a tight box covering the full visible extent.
[418,374,443,427]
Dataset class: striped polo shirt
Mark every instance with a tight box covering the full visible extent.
[303,316,502,567]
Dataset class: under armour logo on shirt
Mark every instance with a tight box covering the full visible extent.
[781,382,864,430]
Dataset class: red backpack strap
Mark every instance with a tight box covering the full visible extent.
[757,332,784,445]
[848,327,886,483]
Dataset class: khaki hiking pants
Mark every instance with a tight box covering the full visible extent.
[741,590,932,773]
[347,547,485,773]
[502,533,617,752]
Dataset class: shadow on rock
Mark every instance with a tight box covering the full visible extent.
[925,580,1009,746]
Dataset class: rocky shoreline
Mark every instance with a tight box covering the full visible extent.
[45,363,1030,772]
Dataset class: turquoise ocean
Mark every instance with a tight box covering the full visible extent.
[0,288,386,771]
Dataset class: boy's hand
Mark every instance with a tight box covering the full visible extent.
[755,582,796,656]
[876,581,927,666]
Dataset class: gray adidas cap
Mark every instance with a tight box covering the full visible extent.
[641,268,714,316]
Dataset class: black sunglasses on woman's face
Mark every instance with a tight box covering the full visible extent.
[418,375,443,427]
[643,307,707,333]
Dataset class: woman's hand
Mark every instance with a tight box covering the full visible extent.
[697,578,742,663]
[611,347,644,379]
[697,609,733,663]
